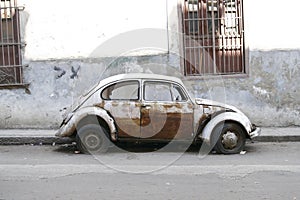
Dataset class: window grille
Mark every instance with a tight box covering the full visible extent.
[182,0,245,76]
[0,0,24,86]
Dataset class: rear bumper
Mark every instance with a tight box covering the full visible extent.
[249,127,261,139]
[55,122,76,137]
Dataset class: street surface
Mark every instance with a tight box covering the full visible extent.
[0,142,299,200]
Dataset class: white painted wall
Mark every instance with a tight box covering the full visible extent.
[19,0,300,60]
[244,0,300,50]
[20,0,168,60]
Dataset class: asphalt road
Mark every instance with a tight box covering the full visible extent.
[0,142,299,200]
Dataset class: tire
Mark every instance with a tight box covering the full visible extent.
[76,124,110,154]
[212,122,246,154]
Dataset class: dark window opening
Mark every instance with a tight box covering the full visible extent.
[182,0,245,76]
[0,0,24,86]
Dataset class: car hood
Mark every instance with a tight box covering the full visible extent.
[195,98,242,114]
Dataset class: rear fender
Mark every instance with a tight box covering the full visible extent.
[56,106,117,141]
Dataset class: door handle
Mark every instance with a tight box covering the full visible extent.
[142,105,151,110]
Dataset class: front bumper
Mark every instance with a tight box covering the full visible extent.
[249,127,261,139]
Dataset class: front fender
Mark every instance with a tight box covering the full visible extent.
[200,111,252,144]
[55,106,117,140]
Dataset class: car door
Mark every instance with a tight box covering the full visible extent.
[100,80,141,139]
[141,80,194,141]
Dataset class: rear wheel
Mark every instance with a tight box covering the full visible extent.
[76,124,110,154]
[212,122,246,154]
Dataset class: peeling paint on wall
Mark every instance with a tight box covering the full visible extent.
[253,86,270,99]
[0,50,300,128]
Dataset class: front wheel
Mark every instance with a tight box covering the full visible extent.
[212,122,246,154]
[76,124,110,154]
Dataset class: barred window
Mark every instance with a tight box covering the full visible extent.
[182,0,245,76]
[0,0,24,87]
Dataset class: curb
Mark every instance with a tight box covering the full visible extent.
[253,127,300,142]
[0,136,74,145]
[0,129,74,145]
[253,135,300,142]
[0,127,300,145]
[1,136,300,145]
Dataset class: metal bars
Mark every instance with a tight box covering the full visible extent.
[0,0,23,86]
[182,0,245,76]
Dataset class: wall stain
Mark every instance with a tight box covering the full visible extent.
[70,65,80,79]
[54,66,66,79]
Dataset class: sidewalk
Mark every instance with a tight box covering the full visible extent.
[0,127,300,145]
[0,129,74,145]
[253,127,300,142]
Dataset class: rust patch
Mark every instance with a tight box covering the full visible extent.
[163,104,174,109]
[174,103,183,109]
[114,117,140,138]
[188,103,194,109]
[199,113,209,125]
[162,103,183,110]
[111,101,119,107]
[141,108,150,127]
[195,113,211,137]
[141,109,193,140]
[162,103,183,109]
[202,105,210,109]
[94,101,105,108]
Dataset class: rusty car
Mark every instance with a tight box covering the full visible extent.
[55,73,260,154]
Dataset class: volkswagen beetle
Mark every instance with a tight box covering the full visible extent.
[55,73,260,154]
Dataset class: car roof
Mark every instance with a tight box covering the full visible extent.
[81,73,187,99]
[99,73,185,86]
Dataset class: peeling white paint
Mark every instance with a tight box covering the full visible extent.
[253,86,270,99]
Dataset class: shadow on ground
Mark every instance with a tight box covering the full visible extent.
[54,140,257,155]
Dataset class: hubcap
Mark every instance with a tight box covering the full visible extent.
[222,131,238,149]
[85,134,101,149]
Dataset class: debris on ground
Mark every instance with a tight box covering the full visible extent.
[240,151,247,155]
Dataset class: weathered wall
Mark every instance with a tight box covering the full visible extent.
[0,0,299,128]
[0,59,108,128]
[189,50,300,127]
[0,55,175,128]
[1,50,299,128]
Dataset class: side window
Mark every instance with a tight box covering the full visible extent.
[171,84,187,102]
[101,81,139,100]
[144,82,172,102]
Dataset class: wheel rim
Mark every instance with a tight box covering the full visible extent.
[222,131,239,150]
[84,133,102,150]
